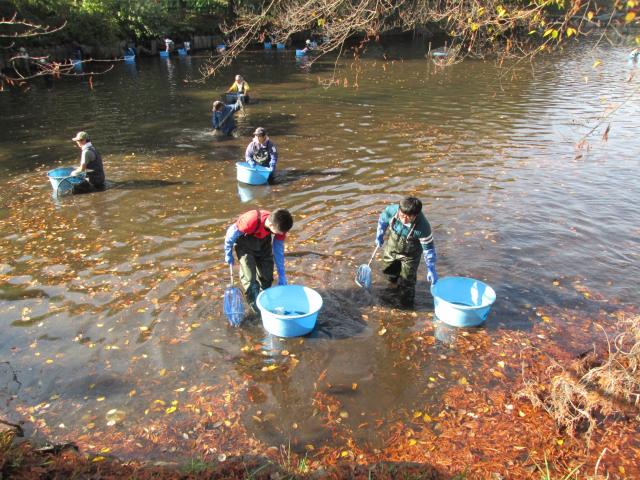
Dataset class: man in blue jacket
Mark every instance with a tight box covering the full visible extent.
[376,196,438,305]
[212,99,242,137]
[245,127,278,182]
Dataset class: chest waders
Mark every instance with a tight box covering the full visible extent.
[253,145,270,167]
[235,210,275,313]
[381,214,422,304]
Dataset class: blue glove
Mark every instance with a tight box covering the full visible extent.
[423,247,437,284]
[427,266,438,285]
[273,238,286,282]
[224,224,242,265]
[376,219,388,247]
[247,159,256,167]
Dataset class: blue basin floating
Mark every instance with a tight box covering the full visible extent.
[47,167,85,196]
[431,276,496,327]
[257,285,323,337]
[224,92,249,104]
[264,42,272,49]
[159,51,169,58]
[295,49,307,57]
[236,162,271,185]
[276,43,285,50]
[178,48,187,56]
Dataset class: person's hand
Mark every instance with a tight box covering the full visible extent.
[278,275,287,286]
[427,266,438,285]
[247,159,256,167]
[71,169,82,176]
[225,252,234,265]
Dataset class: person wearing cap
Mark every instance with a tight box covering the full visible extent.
[212,99,242,137]
[245,127,278,182]
[224,208,294,315]
[301,39,314,54]
[227,75,250,103]
[70,131,105,194]
[375,196,437,306]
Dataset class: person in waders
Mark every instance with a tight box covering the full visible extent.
[224,209,293,315]
[70,131,106,194]
[245,127,278,182]
[227,74,250,103]
[376,196,438,306]
[212,100,242,137]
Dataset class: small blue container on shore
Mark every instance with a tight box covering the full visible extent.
[295,49,307,57]
[236,162,271,185]
[276,43,285,50]
[257,285,323,337]
[431,276,496,327]
[178,48,187,56]
[159,50,169,58]
[264,42,272,49]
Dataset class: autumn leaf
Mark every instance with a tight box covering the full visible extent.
[602,124,610,142]
[625,11,636,22]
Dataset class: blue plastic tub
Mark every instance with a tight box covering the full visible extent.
[124,54,136,63]
[224,92,249,104]
[264,42,272,49]
[257,285,323,337]
[159,51,169,57]
[295,49,307,57]
[431,276,496,327]
[216,44,226,53]
[47,167,85,195]
[276,43,285,50]
[178,48,187,56]
[236,162,271,185]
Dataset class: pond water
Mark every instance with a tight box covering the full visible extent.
[0,40,638,460]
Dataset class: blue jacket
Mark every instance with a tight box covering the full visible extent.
[212,102,241,135]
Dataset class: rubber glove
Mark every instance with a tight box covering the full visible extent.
[376,219,388,247]
[423,247,437,285]
[224,224,242,265]
[247,158,256,167]
[273,238,286,283]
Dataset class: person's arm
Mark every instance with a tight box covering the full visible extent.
[245,142,255,166]
[273,238,287,285]
[212,111,219,129]
[419,222,437,284]
[376,207,392,246]
[224,224,242,265]
[243,81,250,93]
[268,142,278,170]
[230,101,242,113]
[227,82,237,93]
[72,149,92,175]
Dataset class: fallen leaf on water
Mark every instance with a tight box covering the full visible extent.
[378,327,387,336]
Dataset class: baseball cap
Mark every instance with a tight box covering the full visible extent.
[253,127,266,136]
[72,131,89,141]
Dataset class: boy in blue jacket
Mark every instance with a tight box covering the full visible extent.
[212,100,242,136]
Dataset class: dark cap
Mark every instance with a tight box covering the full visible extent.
[253,127,266,136]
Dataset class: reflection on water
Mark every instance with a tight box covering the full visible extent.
[0,41,639,460]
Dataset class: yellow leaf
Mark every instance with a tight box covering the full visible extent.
[628,0,636,7]
[497,361,506,369]
[351,383,358,390]
[334,250,342,256]
[542,316,551,323]
[261,364,278,372]
[518,410,526,417]
[619,466,626,474]
[92,456,106,462]
[587,11,594,21]
[408,439,417,446]
[159,368,167,376]
[566,27,577,37]
[165,406,177,414]
[458,377,468,385]
[592,60,601,68]
[378,327,387,336]
[340,450,350,457]
[413,411,423,418]
[625,12,636,22]
[423,414,432,422]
